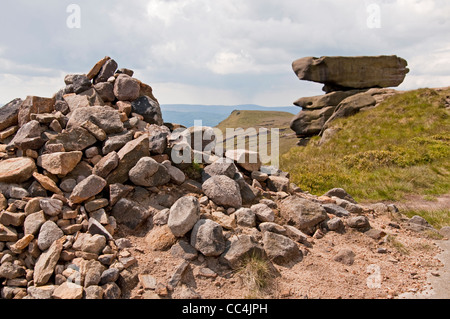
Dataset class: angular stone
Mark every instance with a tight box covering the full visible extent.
[102,282,121,299]
[202,175,242,209]
[168,260,190,290]
[111,198,151,230]
[108,183,133,207]
[283,225,310,244]
[94,59,118,84]
[294,90,363,109]
[94,82,115,103]
[290,107,335,138]
[47,127,96,152]
[327,217,345,232]
[167,165,186,185]
[0,157,36,183]
[148,124,170,154]
[66,106,124,135]
[0,211,26,227]
[85,285,104,299]
[0,98,21,131]
[27,285,56,299]
[92,151,119,178]
[267,175,290,192]
[37,221,64,251]
[87,218,114,241]
[190,219,226,257]
[63,94,90,112]
[24,211,46,235]
[106,135,150,185]
[170,240,198,261]
[81,120,107,142]
[145,225,177,251]
[221,235,267,269]
[263,232,302,265]
[279,196,328,235]
[87,56,111,80]
[114,74,140,101]
[99,268,120,286]
[60,178,77,193]
[8,120,44,150]
[225,149,261,172]
[235,208,256,227]
[102,131,133,155]
[251,203,275,223]
[69,175,107,204]
[83,260,106,287]
[40,198,63,217]
[32,172,63,195]
[37,151,83,176]
[52,282,84,299]
[322,203,350,217]
[18,96,54,127]
[202,160,237,182]
[168,196,200,237]
[347,216,371,232]
[211,211,236,230]
[259,222,287,235]
[0,225,18,242]
[292,55,409,92]
[0,262,26,279]
[131,96,163,125]
[34,237,64,286]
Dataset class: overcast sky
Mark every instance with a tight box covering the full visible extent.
[1,0,449,107]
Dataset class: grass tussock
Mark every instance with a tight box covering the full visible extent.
[281,88,450,202]
[403,209,450,230]
[236,253,277,299]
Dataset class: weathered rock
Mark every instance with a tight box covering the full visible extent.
[0,211,26,227]
[0,262,26,279]
[327,217,345,232]
[34,237,64,286]
[40,198,63,217]
[263,231,302,265]
[168,196,200,237]
[333,248,355,265]
[347,216,371,231]
[235,208,256,227]
[24,211,46,235]
[167,165,186,185]
[81,120,107,142]
[114,74,140,101]
[148,124,170,154]
[27,285,56,299]
[106,135,150,185]
[221,235,267,269]
[37,151,83,176]
[279,196,328,234]
[94,59,118,84]
[102,131,133,154]
[100,268,120,286]
[322,203,351,217]
[0,225,18,242]
[69,175,107,204]
[190,219,226,257]
[145,225,177,251]
[8,120,44,150]
[251,203,275,223]
[202,175,242,209]
[87,218,113,241]
[18,96,54,127]
[266,175,290,192]
[66,106,124,135]
[94,82,115,102]
[47,127,97,152]
[0,98,22,131]
[92,151,119,178]
[0,157,36,183]
[111,198,151,230]
[83,260,106,287]
[85,285,104,299]
[52,282,84,299]
[202,160,237,182]
[37,220,64,251]
[102,282,121,299]
[283,225,310,244]
[129,157,168,187]
[290,107,335,137]
[259,222,287,235]
[225,149,261,172]
[108,183,134,207]
[292,55,409,92]
[32,172,63,195]
[131,96,163,125]
[63,94,90,112]
[294,90,364,109]
[171,240,198,261]
[168,260,191,290]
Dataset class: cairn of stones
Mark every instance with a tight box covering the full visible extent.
[0,57,435,299]
[289,55,409,145]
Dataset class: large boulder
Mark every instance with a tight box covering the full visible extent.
[131,96,163,125]
[190,219,226,257]
[37,151,83,176]
[167,196,200,237]
[66,106,124,135]
[292,55,409,92]
[18,96,55,127]
[290,107,335,138]
[262,231,302,265]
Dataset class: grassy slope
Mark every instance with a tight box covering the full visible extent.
[215,110,299,161]
[280,88,450,205]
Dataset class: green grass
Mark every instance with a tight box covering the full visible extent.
[280,88,450,203]
[402,209,450,230]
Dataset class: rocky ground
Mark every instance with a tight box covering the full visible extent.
[0,57,448,300]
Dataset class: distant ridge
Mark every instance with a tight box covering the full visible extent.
[160,104,299,128]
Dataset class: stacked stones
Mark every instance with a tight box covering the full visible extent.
[289,55,409,144]
[0,57,433,299]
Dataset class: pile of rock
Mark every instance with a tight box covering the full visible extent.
[0,57,436,300]
[289,55,409,144]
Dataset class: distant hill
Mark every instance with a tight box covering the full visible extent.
[160,104,299,128]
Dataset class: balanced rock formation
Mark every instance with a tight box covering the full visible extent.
[290,55,408,143]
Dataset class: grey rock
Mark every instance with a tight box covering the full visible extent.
[439,226,450,238]
[37,221,64,251]
[322,203,350,217]
[9,186,29,199]
[66,106,124,135]
[27,285,56,299]
[251,203,275,223]
[0,98,21,131]
[190,219,226,257]
[83,260,106,287]
[168,196,200,237]
[235,208,256,227]
[60,178,77,192]
[259,222,287,235]
[167,165,186,185]
[327,217,345,232]
[202,175,242,209]
[100,268,120,285]
[102,131,133,154]
[0,262,26,279]
[39,198,63,217]
[168,260,190,290]
[111,198,151,230]
[88,218,114,241]
[47,127,96,152]
[202,160,237,182]
[279,196,328,235]
[131,96,164,125]
[24,211,46,235]
[148,124,170,154]
[129,157,170,187]
[347,216,371,231]
[267,175,290,192]
[333,248,355,265]
[94,82,115,102]
[171,240,198,261]
[70,74,93,94]
[114,74,140,101]
[324,188,357,204]
[262,232,302,265]
[221,235,267,269]
[94,59,118,84]
[69,175,107,204]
